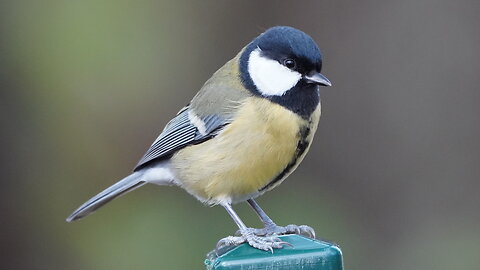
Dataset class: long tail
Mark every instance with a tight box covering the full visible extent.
[66,172,146,222]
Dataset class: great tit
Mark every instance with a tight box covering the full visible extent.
[67,26,331,252]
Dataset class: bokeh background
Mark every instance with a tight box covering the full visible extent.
[1,0,479,269]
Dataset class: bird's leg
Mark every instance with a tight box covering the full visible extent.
[245,199,316,238]
[216,203,290,253]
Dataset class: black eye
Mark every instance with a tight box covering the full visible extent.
[283,59,296,69]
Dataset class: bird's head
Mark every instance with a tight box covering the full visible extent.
[239,26,331,118]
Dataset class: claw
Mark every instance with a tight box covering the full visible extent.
[283,224,316,238]
[297,225,316,239]
[216,236,244,254]
[248,224,316,239]
[216,224,314,253]
[277,241,294,247]
[216,228,291,253]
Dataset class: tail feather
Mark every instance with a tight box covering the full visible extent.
[66,172,145,222]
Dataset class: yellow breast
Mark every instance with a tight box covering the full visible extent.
[171,97,319,204]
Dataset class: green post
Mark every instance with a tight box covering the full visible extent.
[205,235,343,270]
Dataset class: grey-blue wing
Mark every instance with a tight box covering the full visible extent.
[134,107,227,171]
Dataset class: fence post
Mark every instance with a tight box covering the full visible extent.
[205,235,343,270]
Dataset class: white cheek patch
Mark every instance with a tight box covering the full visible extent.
[248,48,301,96]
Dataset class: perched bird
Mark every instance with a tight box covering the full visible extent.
[67,26,331,251]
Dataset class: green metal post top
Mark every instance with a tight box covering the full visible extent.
[205,235,343,270]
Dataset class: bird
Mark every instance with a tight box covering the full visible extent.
[66,26,331,252]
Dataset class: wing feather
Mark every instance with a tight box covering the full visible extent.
[134,107,227,171]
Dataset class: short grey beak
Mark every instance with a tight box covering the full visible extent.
[304,72,332,87]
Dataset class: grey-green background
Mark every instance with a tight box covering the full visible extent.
[1,1,479,269]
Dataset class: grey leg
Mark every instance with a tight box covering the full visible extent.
[248,199,277,228]
[223,202,247,230]
[216,203,290,252]
[246,199,316,238]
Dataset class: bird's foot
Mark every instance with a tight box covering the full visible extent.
[238,224,316,238]
[217,228,291,253]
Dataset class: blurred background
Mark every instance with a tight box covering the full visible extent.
[1,0,479,269]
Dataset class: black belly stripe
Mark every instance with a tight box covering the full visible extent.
[259,126,311,192]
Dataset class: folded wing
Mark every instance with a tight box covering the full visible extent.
[134,107,228,171]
